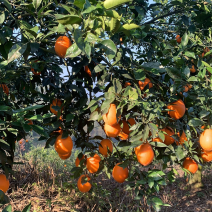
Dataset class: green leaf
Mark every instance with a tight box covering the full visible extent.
[129,88,138,100]
[7,43,27,64]
[188,118,204,127]
[149,142,167,148]
[0,105,10,111]
[74,29,85,51]
[113,79,122,94]
[188,76,197,81]
[199,110,210,119]
[0,11,5,24]
[89,111,99,121]
[55,14,83,25]
[148,178,154,188]
[22,203,31,212]
[14,105,44,113]
[74,0,85,9]
[142,62,166,74]
[66,43,82,58]
[166,67,182,80]
[2,204,12,212]
[31,125,49,138]
[184,51,195,59]
[175,145,187,161]
[120,23,140,31]
[33,0,42,9]
[29,115,43,121]
[66,114,74,122]
[100,39,117,60]
[85,32,99,43]
[7,128,18,135]
[103,0,132,9]
[0,0,12,12]
[0,139,9,146]
[181,32,188,47]
[134,69,145,80]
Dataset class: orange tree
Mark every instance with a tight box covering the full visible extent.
[1,0,212,210]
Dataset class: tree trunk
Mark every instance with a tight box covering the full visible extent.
[187,165,203,191]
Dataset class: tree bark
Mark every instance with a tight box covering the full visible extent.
[187,165,203,191]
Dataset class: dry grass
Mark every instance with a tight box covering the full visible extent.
[1,154,212,211]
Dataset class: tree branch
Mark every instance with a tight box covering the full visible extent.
[143,9,183,25]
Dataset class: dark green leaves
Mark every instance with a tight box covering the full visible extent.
[188,118,204,127]
[22,203,31,212]
[74,29,85,52]
[134,69,145,80]
[166,67,182,80]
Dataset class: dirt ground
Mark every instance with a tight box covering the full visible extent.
[1,164,212,212]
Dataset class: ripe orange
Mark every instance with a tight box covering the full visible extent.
[26,140,29,142]
[153,128,175,145]
[176,35,181,43]
[19,141,22,144]
[118,131,129,140]
[183,86,189,92]
[75,155,85,167]
[31,60,41,75]
[138,78,153,91]
[104,123,121,137]
[0,84,9,95]
[177,131,187,145]
[201,150,212,162]
[124,82,131,87]
[50,99,63,115]
[54,134,73,155]
[84,66,92,77]
[64,164,66,167]
[103,104,117,126]
[199,129,212,151]
[77,174,91,193]
[55,36,72,58]
[99,139,113,157]
[190,65,196,73]
[128,118,136,126]
[183,157,198,174]
[86,154,101,173]
[167,99,186,120]
[112,163,129,183]
[58,152,72,160]
[120,120,130,134]
[0,174,9,193]
[135,143,154,166]
[188,84,192,89]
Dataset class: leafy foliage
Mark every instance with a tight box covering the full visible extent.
[1,0,212,210]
